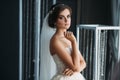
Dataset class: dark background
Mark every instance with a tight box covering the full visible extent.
[1,0,112,80]
[1,0,19,80]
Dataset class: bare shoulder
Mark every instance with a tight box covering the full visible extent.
[50,35,62,55]
[50,35,62,48]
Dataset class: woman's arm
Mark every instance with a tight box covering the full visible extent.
[65,31,86,72]
[51,39,80,71]
[62,32,86,75]
[71,39,81,72]
[63,51,86,76]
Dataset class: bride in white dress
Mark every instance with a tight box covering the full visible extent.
[40,3,86,80]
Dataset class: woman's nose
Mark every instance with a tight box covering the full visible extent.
[65,17,68,22]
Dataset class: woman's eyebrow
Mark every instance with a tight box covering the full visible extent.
[58,15,64,17]
[59,14,70,17]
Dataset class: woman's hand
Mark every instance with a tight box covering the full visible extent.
[64,31,76,43]
[63,68,74,76]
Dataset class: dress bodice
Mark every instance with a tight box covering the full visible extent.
[52,47,72,74]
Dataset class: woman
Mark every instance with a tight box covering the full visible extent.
[40,3,86,80]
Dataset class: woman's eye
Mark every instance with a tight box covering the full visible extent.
[67,15,71,18]
[59,16,64,19]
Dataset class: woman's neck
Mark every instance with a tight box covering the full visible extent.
[56,29,66,37]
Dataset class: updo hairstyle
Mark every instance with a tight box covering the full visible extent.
[48,3,72,28]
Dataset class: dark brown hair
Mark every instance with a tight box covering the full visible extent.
[48,3,72,28]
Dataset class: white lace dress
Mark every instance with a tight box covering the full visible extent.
[51,47,85,80]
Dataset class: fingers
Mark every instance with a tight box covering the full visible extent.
[63,68,74,76]
[64,31,73,40]
[64,31,73,37]
[64,31,76,42]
